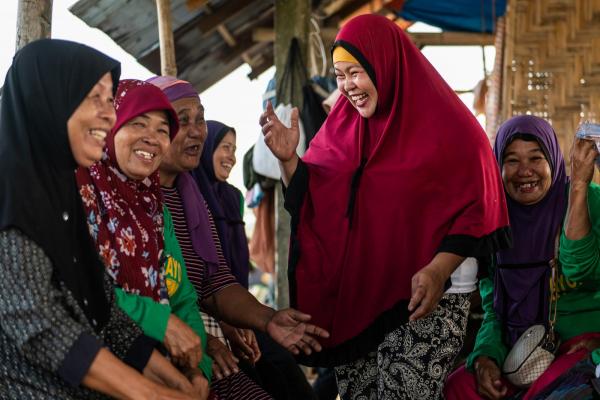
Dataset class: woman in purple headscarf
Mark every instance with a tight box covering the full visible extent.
[445,115,600,400]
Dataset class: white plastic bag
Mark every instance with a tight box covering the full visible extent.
[253,103,306,180]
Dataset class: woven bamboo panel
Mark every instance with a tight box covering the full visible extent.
[501,0,600,160]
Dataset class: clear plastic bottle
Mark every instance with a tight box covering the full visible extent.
[576,104,600,152]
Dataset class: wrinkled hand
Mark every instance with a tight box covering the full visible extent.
[567,337,600,355]
[148,385,196,400]
[266,308,329,356]
[206,335,240,380]
[474,356,508,400]
[184,369,210,400]
[164,315,203,370]
[259,100,299,163]
[570,137,598,186]
[408,263,448,321]
[220,322,261,364]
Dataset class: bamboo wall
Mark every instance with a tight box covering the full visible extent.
[497,0,600,161]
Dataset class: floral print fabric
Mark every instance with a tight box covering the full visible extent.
[77,155,167,303]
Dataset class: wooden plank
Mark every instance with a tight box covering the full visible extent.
[409,32,494,47]
[216,24,237,47]
[16,0,53,50]
[156,0,177,76]
[196,0,253,34]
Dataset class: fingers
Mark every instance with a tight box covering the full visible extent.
[408,282,425,313]
[287,308,312,322]
[305,323,330,339]
[290,107,300,131]
[300,333,323,352]
[261,120,274,136]
[211,350,239,380]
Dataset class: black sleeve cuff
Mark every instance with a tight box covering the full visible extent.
[283,158,309,218]
[123,334,158,372]
[437,226,512,257]
[57,332,103,387]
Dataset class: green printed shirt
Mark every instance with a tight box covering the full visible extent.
[116,206,212,381]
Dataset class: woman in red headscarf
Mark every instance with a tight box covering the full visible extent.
[259,14,511,399]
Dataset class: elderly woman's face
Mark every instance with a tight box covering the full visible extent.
[113,110,171,180]
[502,139,552,205]
[160,97,207,174]
[67,72,116,167]
[334,61,378,118]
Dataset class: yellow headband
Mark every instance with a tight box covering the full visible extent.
[333,46,359,65]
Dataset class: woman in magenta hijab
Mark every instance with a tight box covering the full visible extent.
[259,14,511,399]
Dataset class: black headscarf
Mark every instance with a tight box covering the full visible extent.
[192,120,249,288]
[0,39,121,330]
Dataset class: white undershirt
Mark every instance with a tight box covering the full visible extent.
[445,257,478,294]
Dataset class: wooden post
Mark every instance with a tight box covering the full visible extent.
[16,0,53,50]
[273,0,310,310]
[156,0,177,77]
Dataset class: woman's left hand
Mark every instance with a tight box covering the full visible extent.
[266,309,330,355]
[206,335,240,380]
[566,337,600,354]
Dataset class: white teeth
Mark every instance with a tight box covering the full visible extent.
[222,163,232,170]
[134,150,154,160]
[90,129,107,141]
[351,93,367,101]
[519,182,537,189]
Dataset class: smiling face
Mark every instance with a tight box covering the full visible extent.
[159,97,207,184]
[67,72,116,167]
[502,138,552,205]
[334,61,378,118]
[213,130,236,182]
[113,110,171,180]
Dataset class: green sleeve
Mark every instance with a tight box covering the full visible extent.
[114,287,171,342]
[465,275,508,371]
[239,191,244,219]
[163,206,213,382]
[560,182,600,283]
[592,348,600,366]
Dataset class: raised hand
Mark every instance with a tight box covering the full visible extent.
[570,137,598,186]
[259,101,300,163]
[266,308,329,355]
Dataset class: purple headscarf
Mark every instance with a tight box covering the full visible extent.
[492,115,568,345]
[147,75,219,273]
[192,121,249,288]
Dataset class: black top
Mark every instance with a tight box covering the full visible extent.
[0,39,120,328]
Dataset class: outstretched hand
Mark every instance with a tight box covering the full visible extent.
[259,101,300,163]
[266,308,329,355]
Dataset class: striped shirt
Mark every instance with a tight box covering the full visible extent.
[162,186,236,301]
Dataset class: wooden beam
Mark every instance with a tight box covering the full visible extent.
[252,28,493,48]
[16,0,53,50]
[216,24,237,47]
[325,0,371,23]
[186,0,209,10]
[248,50,274,79]
[156,0,177,76]
[196,0,254,35]
[409,32,494,47]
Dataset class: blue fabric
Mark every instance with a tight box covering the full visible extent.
[398,0,507,33]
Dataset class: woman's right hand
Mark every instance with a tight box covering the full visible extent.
[474,356,507,400]
[259,101,300,163]
[164,315,203,369]
[570,137,598,186]
[206,334,240,380]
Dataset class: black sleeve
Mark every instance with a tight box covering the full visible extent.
[283,158,310,220]
[437,226,512,258]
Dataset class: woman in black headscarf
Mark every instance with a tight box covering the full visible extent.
[0,39,195,399]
